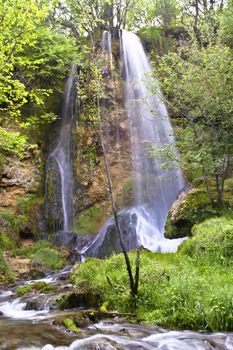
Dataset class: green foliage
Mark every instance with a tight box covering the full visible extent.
[0,0,78,156]
[219,2,233,47]
[138,27,174,54]
[72,247,233,331]
[180,216,233,261]
[16,194,43,216]
[0,233,15,251]
[16,281,56,296]
[157,43,233,204]
[127,0,181,30]
[0,209,19,240]
[0,249,14,283]
[0,127,28,156]
[13,240,51,258]
[13,240,67,271]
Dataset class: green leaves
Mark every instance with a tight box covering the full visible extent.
[0,127,27,156]
[157,43,233,185]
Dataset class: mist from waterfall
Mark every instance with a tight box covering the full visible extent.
[44,65,76,232]
[121,30,185,252]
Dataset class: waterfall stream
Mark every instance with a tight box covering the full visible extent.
[120,30,185,252]
[1,277,233,350]
[80,30,186,257]
[45,65,76,232]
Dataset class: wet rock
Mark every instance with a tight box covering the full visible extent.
[25,300,41,311]
[85,210,139,259]
[52,231,79,249]
[57,291,101,310]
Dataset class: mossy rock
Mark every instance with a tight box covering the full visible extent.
[58,291,101,310]
[31,247,67,272]
[63,317,81,333]
[74,204,107,235]
[16,281,56,296]
[165,189,217,238]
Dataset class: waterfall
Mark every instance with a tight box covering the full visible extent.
[120,30,185,252]
[80,31,186,258]
[44,65,76,232]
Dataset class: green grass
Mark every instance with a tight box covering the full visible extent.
[72,252,233,331]
[71,215,233,331]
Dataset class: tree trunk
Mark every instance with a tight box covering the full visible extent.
[96,76,139,298]
[203,171,215,208]
[215,174,223,208]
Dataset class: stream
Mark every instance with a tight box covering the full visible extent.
[1,269,233,350]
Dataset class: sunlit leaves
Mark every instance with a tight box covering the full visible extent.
[0,127,27,155]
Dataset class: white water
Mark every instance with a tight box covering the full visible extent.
[16,321,233,350]
[120,30,185,252]
[45,65,76,231]
[0,298,49,320]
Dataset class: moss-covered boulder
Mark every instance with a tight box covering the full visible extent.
[16,281,56,296]
[57,291,101,310]
[165,188,218,238]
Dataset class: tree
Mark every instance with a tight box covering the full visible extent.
[181,0,226,45]
[0,0,77,155]
[157,43,233,207]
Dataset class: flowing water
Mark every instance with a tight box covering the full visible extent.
[120,30,185,252]
[0,267,232,349]
[1,282,233,350]
[80,31,186,257]
[44,65,76,232]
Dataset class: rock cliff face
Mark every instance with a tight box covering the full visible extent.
[74,40,133,236]
[0,152,43,241]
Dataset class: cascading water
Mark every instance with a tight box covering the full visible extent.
[80,31,186,258]
[44,65,76,232]
[120,30,185,252]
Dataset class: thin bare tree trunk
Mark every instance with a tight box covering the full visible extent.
[96,76,139,297]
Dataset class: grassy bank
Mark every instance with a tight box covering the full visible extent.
[71,215,233,331]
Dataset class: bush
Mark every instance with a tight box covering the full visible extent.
[180,217,233,262]
[32,247,66,271]
[13,240,67,271]
[0,233,15,250]
[0,249,14,283]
